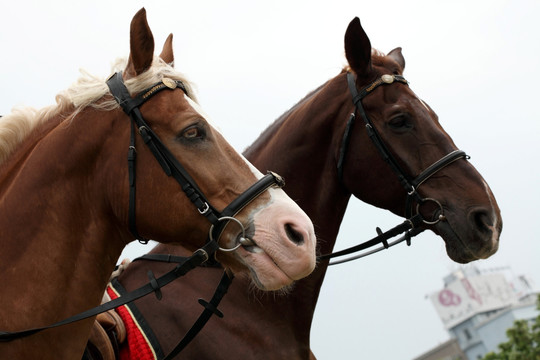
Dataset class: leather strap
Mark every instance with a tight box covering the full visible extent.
[412,149,468,189]
[0,243,216,342]
[346,72,416,194]
[318,214,423,261]
[161,270,234,360]
[325,72,469,264]
[107,72,221,244]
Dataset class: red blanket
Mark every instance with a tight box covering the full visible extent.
[107,284,161,360]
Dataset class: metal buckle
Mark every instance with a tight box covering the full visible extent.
[198,202,210,215]
[193,248,209,263]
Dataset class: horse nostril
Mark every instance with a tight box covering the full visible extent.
[285,223,304,245]
[470,208,493,237]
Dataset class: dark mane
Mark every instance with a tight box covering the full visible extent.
[244,80,331,156]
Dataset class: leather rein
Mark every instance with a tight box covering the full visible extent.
[0,72,285,343]
[321,72,469,264]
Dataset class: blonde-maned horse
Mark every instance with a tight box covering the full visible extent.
[0,8,316,359]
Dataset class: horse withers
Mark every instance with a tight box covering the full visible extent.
[0,8,316,360]
[109,16,502,359]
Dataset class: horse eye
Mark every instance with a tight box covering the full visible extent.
[388,115,413,132]
[389,116,407,128]
[182,126,202,139]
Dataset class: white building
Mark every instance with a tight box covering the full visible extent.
[414,267,538,360]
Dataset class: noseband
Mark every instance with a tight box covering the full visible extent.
[338,72,469,225]
[106,72,285,254]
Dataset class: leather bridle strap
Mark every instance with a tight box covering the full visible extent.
[117,253,233,360]
[318,214,424,261]
[411,149,469,190]
[0,244,216,342]
[325,72,469,263]
[343,72,469,208]
[404,149,469,219]
[340,72,416,194]
[341,72,469,215]
[107,72,220,243]
[161,270,233,360]
[126,254,232,359]
[107,72,286,245]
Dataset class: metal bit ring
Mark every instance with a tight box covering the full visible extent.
[416,198,446,225]
[209,216,247,252]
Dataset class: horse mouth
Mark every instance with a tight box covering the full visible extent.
[238,235,264,254]
[435,218,496,264]
[234,235,297,290]
[436,223,475,263]
[428,202,500,264]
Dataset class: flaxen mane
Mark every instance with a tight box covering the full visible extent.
[0,57,196,166]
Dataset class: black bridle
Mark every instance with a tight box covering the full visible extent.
[0,72,285,343]
[106,71,285,248]
[321,72,469,263]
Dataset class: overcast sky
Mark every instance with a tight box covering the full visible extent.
[1,1,538,359]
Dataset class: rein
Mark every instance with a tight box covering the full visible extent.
[0,72,285,343]
[127,254,233,360]
[0,246,214,342]
[324,72,469,263]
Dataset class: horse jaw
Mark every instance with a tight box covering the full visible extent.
[219,188,317,291]
[433,180,501,263]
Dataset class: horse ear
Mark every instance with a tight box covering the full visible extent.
[344,17,372,77]
[125,8,155,79]
[159,33,175,66]
[388,47,405,71]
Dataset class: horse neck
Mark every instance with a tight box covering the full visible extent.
[244,73,353,322]
[0,108,129,355]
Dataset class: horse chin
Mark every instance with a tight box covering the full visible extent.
[434,218,499,264]
[247,269,296,294]
[235,247,297,291]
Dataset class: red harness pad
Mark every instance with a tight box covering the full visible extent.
[107,282,163,360]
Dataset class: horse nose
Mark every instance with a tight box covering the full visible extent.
[469,207,494,238]
[284,223,305,245]
[467,206,501,257]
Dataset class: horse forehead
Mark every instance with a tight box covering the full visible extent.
[400,87,431,112]
[391,86,432,114]
[184,95,220,132]
[184,94,263,179]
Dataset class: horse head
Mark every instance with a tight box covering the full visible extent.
[340,17,501,263]
[107,8,317,290]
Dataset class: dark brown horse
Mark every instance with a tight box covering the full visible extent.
[111,17,502,359]
[0,8,317,360]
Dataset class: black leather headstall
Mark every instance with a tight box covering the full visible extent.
[323,72,469,264]
[106,71,285,247]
